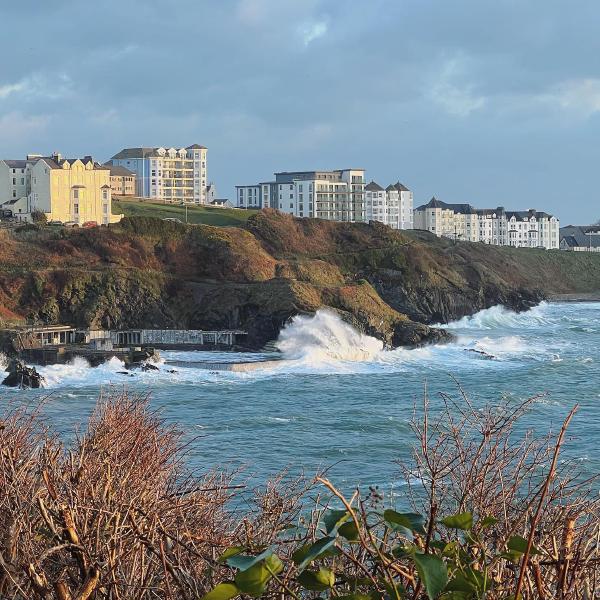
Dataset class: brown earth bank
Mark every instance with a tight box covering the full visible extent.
[1,211,600,350]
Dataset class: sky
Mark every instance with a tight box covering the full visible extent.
[1,0,599,223]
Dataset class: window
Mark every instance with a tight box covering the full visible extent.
[73,189,79,199]
[289,193,293,199]
[12,191,16,198]
[74,204,79,215]
[12,178,15,185]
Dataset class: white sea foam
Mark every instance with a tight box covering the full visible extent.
[0,352,8,371]
[276,310,384,363]
[443,302,550,330]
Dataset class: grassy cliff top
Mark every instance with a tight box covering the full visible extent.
[112,197,258,227]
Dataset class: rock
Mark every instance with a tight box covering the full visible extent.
[392,321,454,348]
[141,362,159,371]
[465,348,496,360]
[2,359,44,389]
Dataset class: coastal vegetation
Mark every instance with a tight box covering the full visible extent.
[0,390,596,599]
[2,210,600,349]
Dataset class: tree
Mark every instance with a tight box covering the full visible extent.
[30,210,47,225]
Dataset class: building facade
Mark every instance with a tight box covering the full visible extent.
[104,164,136,196]
[110,144,208,204]
[414,197,559,249]
[237,169,366,222]
[0,153,121,225]
[364,181,414,230]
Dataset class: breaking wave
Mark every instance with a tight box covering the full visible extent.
[444,302,551,330]
[275,310,384,362]
[0,353,8,371]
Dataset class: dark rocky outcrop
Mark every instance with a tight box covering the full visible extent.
[2,212,600,350]
[2,359,44,388]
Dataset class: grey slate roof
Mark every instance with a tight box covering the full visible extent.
[111,147,157,160]
[103,164,135,177]
[365,181,384,192]
[4,160,27,169]
[186,144,207,150]
[560,225,600,248]
[394,182,410,191]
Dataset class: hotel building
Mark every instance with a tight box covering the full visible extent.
[364,181,414,230]
[110,144,208,204]
[414,197,559,249]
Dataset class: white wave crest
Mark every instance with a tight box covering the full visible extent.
[0,352,8,371]
[444,302,550,330]
[275,310,384,363]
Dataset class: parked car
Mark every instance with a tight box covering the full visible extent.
[63,221,79,228]
[163,218,182,223]
[82,221,98,228]
[47,220,63,226]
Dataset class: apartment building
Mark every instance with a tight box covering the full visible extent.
[414,197,559,249]
[110,144,208,204]
[0,153,122,224]
[104,164,136,196]
[364,181,414,230]
[237,169,366,222]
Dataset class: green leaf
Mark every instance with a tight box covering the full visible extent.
[323,509,351,533]
[479,516,498,529]
[218,547,246,563]
[294,536,337,571]
[441,512,473,531]
[234,555,282,598]
[383,510,426,534]
[297,568,335,591]
[412,553,448,600]
[507,535,540,556]
[336,595,374,600]
[446,568,485,593]
[339,521,360,541]
[226,548,272,571]
[200,582,240,600]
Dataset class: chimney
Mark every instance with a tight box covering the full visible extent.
[51,152,62,162]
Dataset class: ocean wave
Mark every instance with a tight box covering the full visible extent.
[443,302,551,330]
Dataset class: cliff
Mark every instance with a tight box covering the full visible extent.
[1,212,600,349]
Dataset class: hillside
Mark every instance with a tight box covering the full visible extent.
[1,211,600,348]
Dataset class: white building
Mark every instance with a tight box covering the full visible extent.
[364,181,414,230]
[559,225,600,252]
[414,197,559,249]
[110,144,208,204]
[237,169,366,222]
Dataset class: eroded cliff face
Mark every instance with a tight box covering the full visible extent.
[2,212,599,349]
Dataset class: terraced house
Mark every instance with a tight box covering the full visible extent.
[109,144,208,204]
[414,197,559,249]
[0,153,122,225]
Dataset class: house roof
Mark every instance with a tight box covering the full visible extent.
[559,226,600,248]
[4,160,27,169]
[365,181,384,192]
[111,147,157,160]
[104,164,135,177]
[394,182,410,191]
[186,144,208,150]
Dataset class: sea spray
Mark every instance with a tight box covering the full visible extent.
[275,310,383,362]
[0,352,8,372]
[443,302,550,330]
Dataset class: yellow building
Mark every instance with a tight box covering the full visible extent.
[29,154,122,225]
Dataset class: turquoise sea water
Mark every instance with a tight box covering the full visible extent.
[1,302,599,490]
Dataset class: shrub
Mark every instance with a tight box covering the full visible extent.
[31,210,48,225]
[0,391,597,599]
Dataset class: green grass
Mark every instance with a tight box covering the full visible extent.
[112,198,258,227]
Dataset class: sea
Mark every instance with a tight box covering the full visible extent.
[1,301,599,493]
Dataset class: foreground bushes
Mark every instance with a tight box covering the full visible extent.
[0,391,597,599]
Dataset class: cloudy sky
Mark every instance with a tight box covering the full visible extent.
[1,0,599,222]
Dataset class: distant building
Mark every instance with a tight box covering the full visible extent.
[364,181,414,230]
[560,225,600,252]
[414,197,559,249]
[237,169,366,222]
[210,199,233,208]
[0,153,122,225]
[104,164,136,196]
[109,144,208,204]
